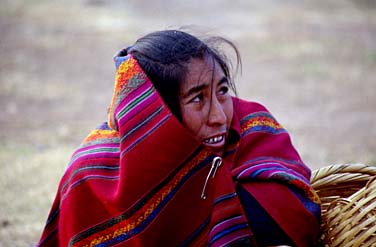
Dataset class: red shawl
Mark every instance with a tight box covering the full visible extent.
[38,53,321,247]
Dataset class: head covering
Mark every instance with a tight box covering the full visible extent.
[38,50,320,247]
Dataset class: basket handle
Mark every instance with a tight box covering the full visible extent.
[310,163,376,184]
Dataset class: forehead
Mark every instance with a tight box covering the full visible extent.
[183,58,224,88]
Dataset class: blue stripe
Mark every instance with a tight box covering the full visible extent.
[116,85,153,120]
[120,106,163,142]
[247,166,286,179]
[241,125,286,137]
[179,217,210,247]
[213,193,237,205]
[97,122,112,130]
[37,227,58,247]
[61,175,120,201]
[288,185,321,222]
[46,207,60,226]
[69,147,120,165]
[61,165,119,193]
[243,156,306,167]
[209,223,249,245]
[120,114,170,157]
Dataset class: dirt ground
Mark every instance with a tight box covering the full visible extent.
[1,0,376,246]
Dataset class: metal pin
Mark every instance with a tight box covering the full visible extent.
[201,157,222,200]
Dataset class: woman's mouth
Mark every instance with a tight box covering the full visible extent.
[203,135,224,144]
[202,134,226,149]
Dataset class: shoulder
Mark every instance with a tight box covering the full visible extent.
[232,98,273,119]
[232,98,286,136]
[66,122,120,170]
[80,122,120,148]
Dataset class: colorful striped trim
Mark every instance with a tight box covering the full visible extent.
[239,156,307,168]
[78,122,120,148]
[116,84,155,125]
[235,156,309,181]
[83,129,119,145]
[209,191,253,247]
[60,164,120,201]
[61,137,120,200]
[240,112,286,136]
[231,156,310,179]
[209,222,250,247]
[68,149,214,247]
[108,56,148,131]
[69,146,119,165]
[234,159,320,204]
[236,162,306,182]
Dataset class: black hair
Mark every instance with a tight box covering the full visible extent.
[127,29,241,120]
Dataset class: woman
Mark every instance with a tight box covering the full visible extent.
[38,30,321,247]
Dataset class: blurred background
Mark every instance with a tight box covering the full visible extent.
[1,0,375,245]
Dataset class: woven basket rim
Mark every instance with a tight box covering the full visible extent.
[312,163,376,246]
[310,163,376,187]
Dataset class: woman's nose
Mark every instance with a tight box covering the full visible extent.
[207,98,226,126]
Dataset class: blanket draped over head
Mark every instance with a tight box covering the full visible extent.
[38,51,321,247]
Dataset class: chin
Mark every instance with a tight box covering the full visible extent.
[203,145,225,155]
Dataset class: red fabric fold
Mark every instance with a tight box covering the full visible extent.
[37,54,320,247]
[243,182,320,247]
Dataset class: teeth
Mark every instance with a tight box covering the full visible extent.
[205,135,223,144]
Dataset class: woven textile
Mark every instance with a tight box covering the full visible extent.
[38,52,321,247]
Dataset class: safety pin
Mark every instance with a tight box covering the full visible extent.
[201,157,222,200]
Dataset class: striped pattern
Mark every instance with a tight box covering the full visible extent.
[108,55,173,156]
[209,193,253,246]
[108,55,147,131]
[240,112,286,137]
[37,54,321,247]
[39,124,122,247]
[119,105,170,156]
[115,83,157,130]
[69,149,213,247]
[233,157,321,204]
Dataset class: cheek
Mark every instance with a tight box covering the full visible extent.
[224,100,234,126]
[180,106,205,136]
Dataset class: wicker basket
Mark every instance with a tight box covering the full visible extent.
[310,163,376,247]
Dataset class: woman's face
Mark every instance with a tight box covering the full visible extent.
[179,57,234,154]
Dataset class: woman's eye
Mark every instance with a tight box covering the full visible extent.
[191,93,203,103]
[219,86,229,95]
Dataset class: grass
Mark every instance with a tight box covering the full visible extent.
[0,144,72,246]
